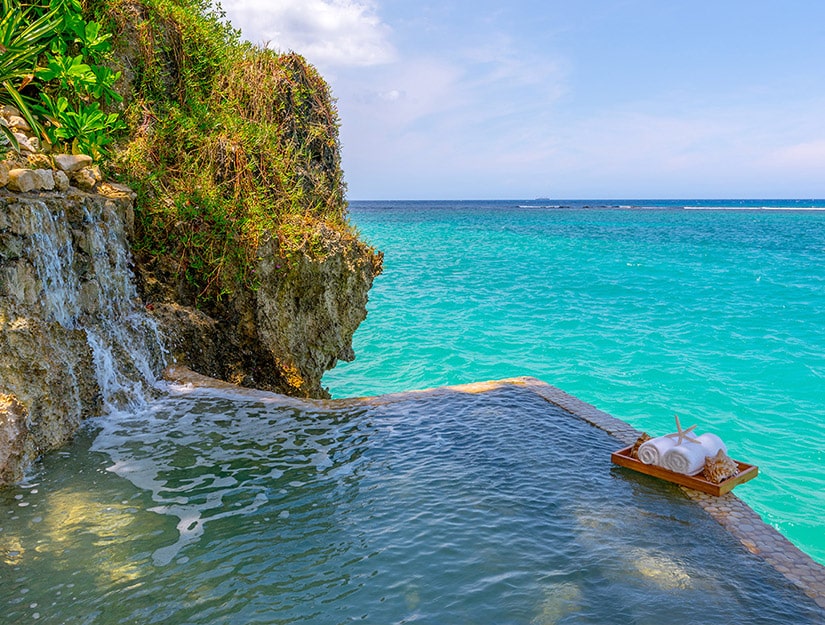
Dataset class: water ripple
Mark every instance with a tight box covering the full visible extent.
[2,384,822,623]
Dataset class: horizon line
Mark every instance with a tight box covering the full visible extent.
[346,197,825,202]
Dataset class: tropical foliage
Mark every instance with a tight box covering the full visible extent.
[0,0,124,157]
[0,0,60,147]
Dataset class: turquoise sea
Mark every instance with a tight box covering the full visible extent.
[323,199,825,566]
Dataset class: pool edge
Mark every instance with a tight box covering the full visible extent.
[161,366,825,608]
[517,376,825,610]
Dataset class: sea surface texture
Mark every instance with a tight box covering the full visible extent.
[1,385,822,623]
[323,200,825,566]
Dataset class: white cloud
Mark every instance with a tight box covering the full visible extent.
[332,50,571,198]
[221,0,395,67]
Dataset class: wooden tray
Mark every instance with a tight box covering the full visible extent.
[611,445,758,496]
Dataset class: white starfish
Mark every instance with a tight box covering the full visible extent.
[664,413,701,445]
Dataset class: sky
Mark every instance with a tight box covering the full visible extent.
[220,0,825,200]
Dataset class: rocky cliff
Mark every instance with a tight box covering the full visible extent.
[0,107,381,484]
[139,221,381,398]
[97,0,384,398]
[0,177,165,484]
[0,0,383,484]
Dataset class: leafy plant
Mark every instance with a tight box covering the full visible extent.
[0,0,62,147]
[66,15,113,58]
[0,0,124,156]
[36,50,121,104]
[37,53,93,91]
[37,91,124,158]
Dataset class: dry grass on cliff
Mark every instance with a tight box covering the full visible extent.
[88,0,358,304]
[212,48,346,216]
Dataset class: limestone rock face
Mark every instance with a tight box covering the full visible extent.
[6,115,30,131]
[53,153,93,173]
[0,317,100,483]
[0,189,164,485]
[71,167,98,191]
[33,169,55,191]
[54,170,70,192]
[0,394,29,485]
[7,169,37,193]
[255,225,383,397]
[142,223,383,399]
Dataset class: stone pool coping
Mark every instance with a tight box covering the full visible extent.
[164,367,825,609]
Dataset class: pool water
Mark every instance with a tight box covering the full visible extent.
[1,383,821,624]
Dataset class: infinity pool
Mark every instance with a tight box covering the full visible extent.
[1,384,822,624]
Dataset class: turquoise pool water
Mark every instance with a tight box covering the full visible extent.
[323,201,825,566]
[1,384,821,624]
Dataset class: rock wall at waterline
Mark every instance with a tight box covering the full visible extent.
[0,178,380,482]
[0,185,165,485]
[138,223,382,398]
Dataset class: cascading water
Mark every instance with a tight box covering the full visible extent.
[74,203,166,410]
[3,192,165,415]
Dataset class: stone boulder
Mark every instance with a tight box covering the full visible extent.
[6,169,37,193]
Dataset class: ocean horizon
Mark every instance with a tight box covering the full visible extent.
[349,198,825,209]
[324,199,825,566]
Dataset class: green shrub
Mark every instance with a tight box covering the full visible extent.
[0,0,61,147]
[87,0,357,306]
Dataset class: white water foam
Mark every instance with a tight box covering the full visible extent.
[22,199,166,412]
[91,392,317,565]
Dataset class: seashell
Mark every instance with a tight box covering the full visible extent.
[629,433,651,459]
[702,449,739,483]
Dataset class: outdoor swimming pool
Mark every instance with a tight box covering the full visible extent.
[1,383,821,624]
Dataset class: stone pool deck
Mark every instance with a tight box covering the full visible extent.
[165,367,825,609]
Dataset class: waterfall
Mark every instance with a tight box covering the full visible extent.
[14,195,166,413]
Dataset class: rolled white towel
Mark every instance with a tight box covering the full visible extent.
[662,433,727,475]
[697,432,726,456]
[637,436,679,465]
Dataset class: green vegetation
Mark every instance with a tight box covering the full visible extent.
[1,0,354,304]
[0,0,56,147]
[1,0,124,156]
[83,0,355,305]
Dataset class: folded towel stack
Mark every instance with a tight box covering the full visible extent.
[637,432,727,476]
